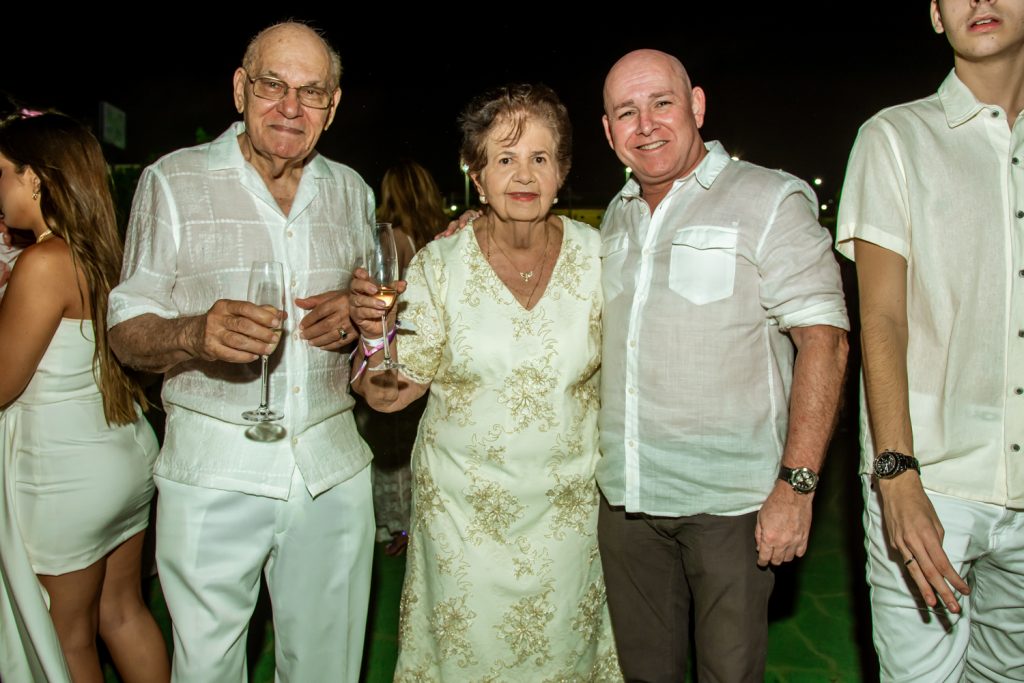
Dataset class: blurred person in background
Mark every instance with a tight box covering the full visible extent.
[355,159,446,555]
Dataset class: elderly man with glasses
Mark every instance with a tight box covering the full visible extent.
[108,22,375,682]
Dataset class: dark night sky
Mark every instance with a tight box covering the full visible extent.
[4,7,951,209]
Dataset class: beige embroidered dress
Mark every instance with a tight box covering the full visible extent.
[393,217,620,682]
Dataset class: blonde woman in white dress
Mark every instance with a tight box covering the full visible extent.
[0,112,169,683]
[352,84,620,682]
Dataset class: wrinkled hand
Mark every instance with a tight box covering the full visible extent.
[756,481,814,567]
[435,209,481,240]
[349,268,406,338]
[296,290,355,350]
[187,299,285,363]
[878,474,969,612]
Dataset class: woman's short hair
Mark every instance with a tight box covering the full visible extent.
[459,83,572,183]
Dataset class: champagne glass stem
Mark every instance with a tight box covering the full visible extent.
[258,355,271,413]
[380,313,394,366]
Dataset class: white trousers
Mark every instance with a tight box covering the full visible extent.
[155,466,374,683]
[863,475,1024,682]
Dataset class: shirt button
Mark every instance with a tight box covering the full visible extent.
[287,230,294,238]
[992,111,1000,118]
[1012,444,1021,452]
[292,332,300,341]
[1019,269,1024,278]
[1018,330,1024,338]
[292,437,299,446]
[628,387,636,395]
[1014,157,1020,165]
[629,340,637,348]
[1017,210,1024,219]
[628,440,636,448]
[290,279,297,288]
[293,386,301,394]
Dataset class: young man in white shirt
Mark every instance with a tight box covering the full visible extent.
[837,1,1024,679]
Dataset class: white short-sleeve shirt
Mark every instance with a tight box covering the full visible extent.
[837,71,1024,508]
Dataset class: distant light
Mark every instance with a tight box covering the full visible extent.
[813,177,823,186]
[450,204,458,212]
[820,204,829,211]
[730,156,739,161]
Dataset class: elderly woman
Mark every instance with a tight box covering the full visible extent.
[351,84,620,681]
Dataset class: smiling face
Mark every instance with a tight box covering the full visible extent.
[0,153,43,233]
[602,50,706,199]
[471,115,562,225]
[232,24,341,164]
[932,0,1024,63]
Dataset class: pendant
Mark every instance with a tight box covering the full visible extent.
[520,271,534,282]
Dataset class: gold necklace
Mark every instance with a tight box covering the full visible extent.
[487,222,551,309]
[36,229,54,243]
[488,223,549,283]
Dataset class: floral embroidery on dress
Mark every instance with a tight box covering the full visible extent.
[430,595,478,667]
[495,590,556,667]
[498,357,558,432]
[465,478,525,544]
[546,474,597,540]
[571,578,608,645]
[548,239,592,301]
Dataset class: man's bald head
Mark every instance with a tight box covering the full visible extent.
[603,49,691,116]
[243,22,342,90]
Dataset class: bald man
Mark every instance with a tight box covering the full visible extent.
[595,49,849,681]
[109,23,374,682]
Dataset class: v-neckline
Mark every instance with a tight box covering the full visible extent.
[470,215,568,313]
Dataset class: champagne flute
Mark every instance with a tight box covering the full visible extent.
[367,222,403,372]
[242,261,285,432]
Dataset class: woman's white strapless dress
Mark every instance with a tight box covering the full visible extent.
[0,318,158,682]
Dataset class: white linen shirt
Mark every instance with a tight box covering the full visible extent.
[597,141,849,517]
[837,71,1024,508]
[108,123,374,499]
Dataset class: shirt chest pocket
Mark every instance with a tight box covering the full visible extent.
[600,232,629,302]
[669,226,738,305]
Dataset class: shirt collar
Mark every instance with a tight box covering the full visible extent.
[938,69,988,128]
[616,140,732,203]
[206,121,330,178]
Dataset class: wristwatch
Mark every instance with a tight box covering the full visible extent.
[778,466,819,494]
[873,450,921,479]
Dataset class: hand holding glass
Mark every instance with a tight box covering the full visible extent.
[242,261,285,423]
[367,223,402,371]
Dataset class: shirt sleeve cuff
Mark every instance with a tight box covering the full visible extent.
[835,222,909,262]
[776,301,850,332]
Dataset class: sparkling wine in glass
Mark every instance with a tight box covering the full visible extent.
[242,261,285,436]
[367,222,402,372]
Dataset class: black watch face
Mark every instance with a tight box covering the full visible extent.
[874,452,898,478]
[792,468,817,492]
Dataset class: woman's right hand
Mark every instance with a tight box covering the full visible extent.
[349,267,406,338]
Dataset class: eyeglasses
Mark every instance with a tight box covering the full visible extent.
[244,72,334,110]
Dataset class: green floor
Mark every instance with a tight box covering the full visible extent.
[107,431,876,682]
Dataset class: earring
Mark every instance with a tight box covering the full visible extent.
[32,189,40,201]
[553,197,559,205]
[479,195,487,204]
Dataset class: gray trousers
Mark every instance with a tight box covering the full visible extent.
[598,496,774,683]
